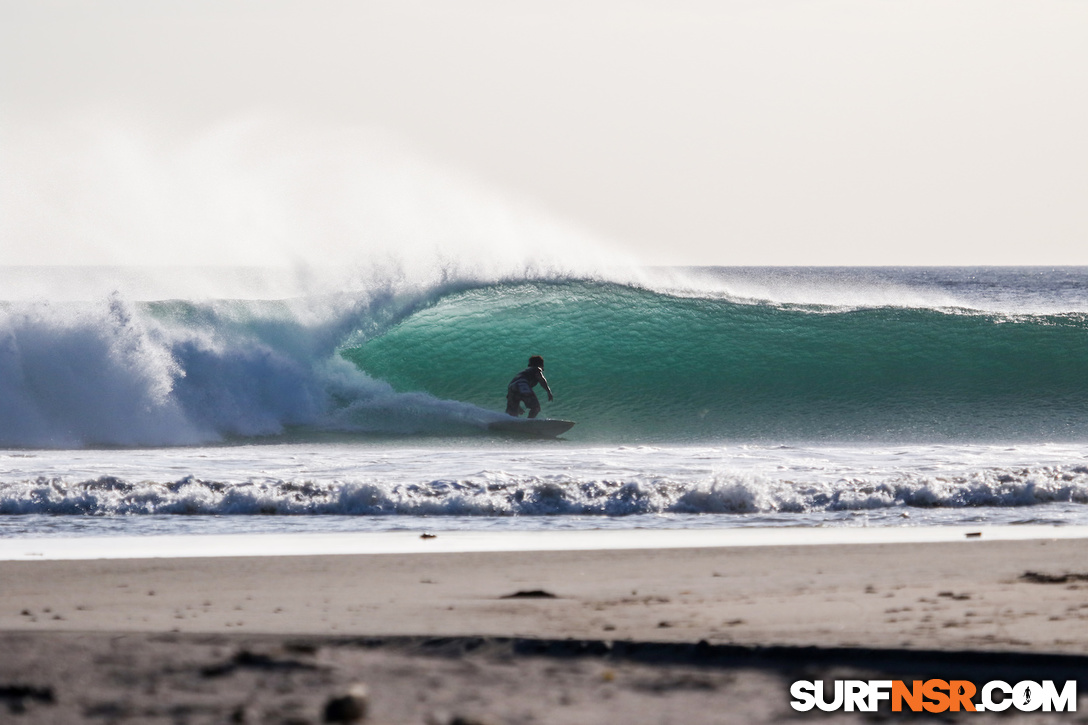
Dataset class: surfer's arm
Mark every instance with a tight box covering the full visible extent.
[539,372,554,401]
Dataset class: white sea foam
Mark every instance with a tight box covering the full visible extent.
[0,288,513,447]
[3,444,1088,519]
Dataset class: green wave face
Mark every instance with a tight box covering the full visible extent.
[341,282,1088,442]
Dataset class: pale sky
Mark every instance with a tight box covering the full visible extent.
[2,0,1087,266]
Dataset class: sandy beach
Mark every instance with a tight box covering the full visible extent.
[3,534,1088,722]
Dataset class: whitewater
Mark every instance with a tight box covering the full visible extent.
[3,264,1088,538]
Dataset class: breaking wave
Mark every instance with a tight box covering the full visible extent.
[3,270,1088,447]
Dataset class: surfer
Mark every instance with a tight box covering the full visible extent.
[505,355,553,418]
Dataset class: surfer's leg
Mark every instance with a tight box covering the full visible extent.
[507,381,534,417]
[505,389,521,416]
[525,392,541,419]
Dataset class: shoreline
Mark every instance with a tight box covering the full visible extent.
[3,523,1088,561]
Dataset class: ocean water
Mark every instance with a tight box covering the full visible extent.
[2,266,1088,538]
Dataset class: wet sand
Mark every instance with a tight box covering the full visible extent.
[2,536,1088,722]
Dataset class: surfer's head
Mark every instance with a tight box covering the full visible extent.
[528,355,544,369]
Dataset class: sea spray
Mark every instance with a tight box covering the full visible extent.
[0,115,633,282]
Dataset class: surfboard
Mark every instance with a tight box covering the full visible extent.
[487,418,576,438]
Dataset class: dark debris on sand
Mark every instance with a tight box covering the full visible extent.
[499,589,558,599]
[2,632,1088,723]
[1021,570,1088,585]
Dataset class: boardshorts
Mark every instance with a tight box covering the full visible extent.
[505,379,541,418]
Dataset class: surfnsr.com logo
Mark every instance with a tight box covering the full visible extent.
[790,680,1077,713]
